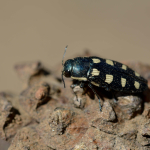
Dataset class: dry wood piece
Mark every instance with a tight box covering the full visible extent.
[8,126,52,150]
[0,93,21,141]
[0,54,150,149]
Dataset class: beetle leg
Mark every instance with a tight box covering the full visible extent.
[88,83,102,112]
[80,82,85,88]
[105,87,111,91]
[111,91,118,103]
[70,84,78,89]
[102,84,111,91]
[70,85,78,101]
[100,83,111,91]
[70,80,81,89]
[70,81,84,102]
[73,90,79,101]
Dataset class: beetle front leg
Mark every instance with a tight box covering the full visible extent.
[70,86,79,101]
[70,81,85,89]
[70,84,78,89]
[70,79,82,89]
[80,82,85,88]
[70,80,82,102]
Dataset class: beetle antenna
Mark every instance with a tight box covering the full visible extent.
[62,72,65,88]
[62,45,68,88]
[62,45,68,66]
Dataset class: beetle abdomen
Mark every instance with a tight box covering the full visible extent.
[88,56,148,93]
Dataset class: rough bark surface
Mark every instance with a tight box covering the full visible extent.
[0,52,150,150]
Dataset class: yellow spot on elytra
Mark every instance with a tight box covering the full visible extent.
[135,72,140,77]
[121,77,126,87]
[71,76,87,81]
[122,65,127,70]
[91,82,99,87]
[105,74,113,84]
[92,58,101,63]
[134,81,140,89]
[91,68,100,76]
[106,59,114,66]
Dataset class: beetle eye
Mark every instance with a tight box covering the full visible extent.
[64,70,71,77]
[63,59,73,78]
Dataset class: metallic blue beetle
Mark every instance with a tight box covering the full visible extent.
[62,46,148,111]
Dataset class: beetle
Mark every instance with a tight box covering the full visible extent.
[61,46,148,111]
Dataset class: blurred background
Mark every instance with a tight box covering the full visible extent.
[0,1,150,149]
[0,0,150,94]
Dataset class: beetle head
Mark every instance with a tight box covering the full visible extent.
[62,59,73,78]
[62,45,73,88]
